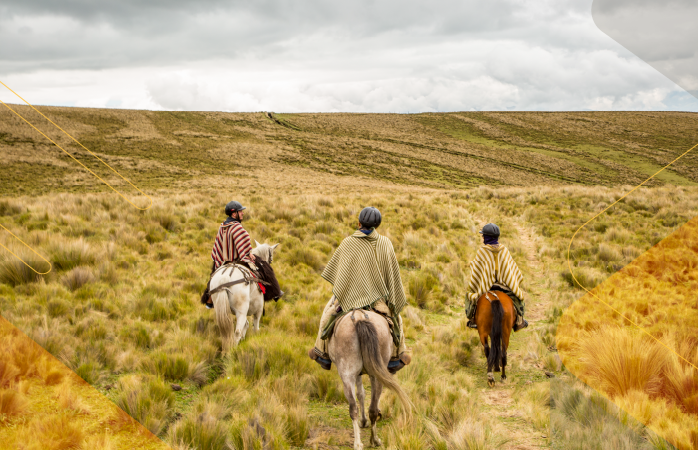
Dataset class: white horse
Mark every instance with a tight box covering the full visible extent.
[211,241,279,351]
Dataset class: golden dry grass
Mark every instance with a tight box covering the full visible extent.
[558,215,698,449]
[0,315,170,449]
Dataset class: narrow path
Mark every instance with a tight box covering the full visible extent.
[476,220,550,450]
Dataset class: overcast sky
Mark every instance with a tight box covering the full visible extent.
[0,0,696,112]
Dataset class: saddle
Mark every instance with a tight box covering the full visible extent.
[200,261,269,306]
[320,301,401,349]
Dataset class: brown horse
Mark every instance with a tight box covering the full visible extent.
[475,291,515,387]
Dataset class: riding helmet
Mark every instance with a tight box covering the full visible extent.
[359,206,382,229]
[479,223,500,237]
[225,200,246,216]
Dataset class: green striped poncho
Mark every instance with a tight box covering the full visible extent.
[321,230,407,314]
[466,244,524,302]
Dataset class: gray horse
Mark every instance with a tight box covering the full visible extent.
[211,242,278,352]
[327,309,412,450]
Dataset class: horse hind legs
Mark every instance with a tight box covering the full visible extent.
[369,376,384,447]
[342,379,364,450]
[356,374,369,429]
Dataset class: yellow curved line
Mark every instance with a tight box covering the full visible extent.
[0,81,152,211]
[566,142,698,371]
[0,223,52,275]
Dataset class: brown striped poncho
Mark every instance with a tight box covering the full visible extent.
[321,230,407,314]
[211,220,253,270]
[466,244,524,302]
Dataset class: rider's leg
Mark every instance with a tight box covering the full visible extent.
[511,295,528,331]
[309,296,338,368]
[465,297,478,328]
[388,314,411,374]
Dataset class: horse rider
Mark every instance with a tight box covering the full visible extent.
[308,206,412,373]
[465,223,528,331]
[201,200,283,309]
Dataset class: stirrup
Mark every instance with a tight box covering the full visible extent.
[467,319,478,329]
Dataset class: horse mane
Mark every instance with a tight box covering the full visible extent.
[251,242,277,263]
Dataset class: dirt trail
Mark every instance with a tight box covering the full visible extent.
[477,221,550,450]
[512,222,549,325]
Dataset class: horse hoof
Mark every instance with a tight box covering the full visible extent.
[371,437,383,447]
[488,379,495,387]
[501,375,507,381]
[360,419,369,428]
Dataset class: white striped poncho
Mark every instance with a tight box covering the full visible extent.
[211,221,253,270]
[466,244,524,302]
[322,230,407,314]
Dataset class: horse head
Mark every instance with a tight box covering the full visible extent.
[252,240,280,263]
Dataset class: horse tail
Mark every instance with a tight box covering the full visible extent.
[488,298,504,372]
[355,320,413,419]
[213,289,234,351]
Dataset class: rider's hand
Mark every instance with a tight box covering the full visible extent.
[249,254,256,262]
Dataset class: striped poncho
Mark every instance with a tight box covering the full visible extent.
[211,220,253,270]
[322,230,407,314]
[466,244,524,302]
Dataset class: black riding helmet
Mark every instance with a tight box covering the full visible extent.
[359,206,382,229]
[225,200,246,217]
[479,223,500,237]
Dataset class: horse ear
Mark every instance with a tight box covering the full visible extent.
[272,243,279,250]
[255,240,261,247]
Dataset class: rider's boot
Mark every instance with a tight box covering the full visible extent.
[387,352,411,374]
[466,318,478,329]
[513,314,528,332]
[273,290,285,301]
[308,347,332,370]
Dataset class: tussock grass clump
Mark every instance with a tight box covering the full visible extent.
[21,413,85,450]
[550,379,665,450]
[141,351,190,381]
[114,375,176,436]
[407,270,437,308]
[576,327,666,398]
[60,266,95,291]
[47,237,96,271]
[0,388,29,416]
[0,244,44,286]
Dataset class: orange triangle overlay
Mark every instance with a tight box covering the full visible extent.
[557,215,698,450]
[0,314,171,450]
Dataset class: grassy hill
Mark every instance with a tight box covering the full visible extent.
[1,106,697,449]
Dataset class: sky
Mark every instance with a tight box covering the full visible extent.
[0,0,696,112]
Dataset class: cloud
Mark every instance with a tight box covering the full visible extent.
[1,0,696,111]
[592,0,698,97]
